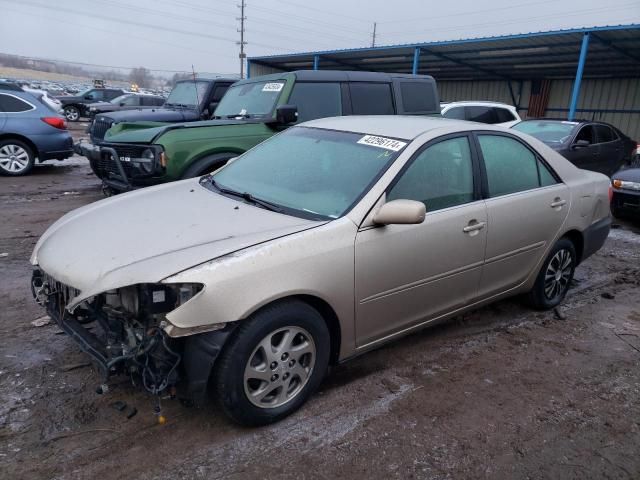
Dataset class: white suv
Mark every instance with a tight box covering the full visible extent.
[440,101,521,127]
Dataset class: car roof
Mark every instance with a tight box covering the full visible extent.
[176,77,237,84]
[518,118,618,128]
[234,70,435,85]
[442,101,515,108]
[301,115,477,140]
[0,81,25,92]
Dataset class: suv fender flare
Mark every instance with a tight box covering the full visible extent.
[180,152,239,179]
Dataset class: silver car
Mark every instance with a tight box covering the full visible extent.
[31,116,611,425]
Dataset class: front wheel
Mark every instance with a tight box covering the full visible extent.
[64,105,80,122]
[213,300,330,426]
[527,238,577,310]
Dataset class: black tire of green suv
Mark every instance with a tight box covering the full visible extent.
[181,152,237,178]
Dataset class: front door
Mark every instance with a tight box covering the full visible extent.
[564,124,600,173]
[474,133,570,298]
[355,135,487,347]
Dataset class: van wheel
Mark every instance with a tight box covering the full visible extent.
[64,106,80,122]
[214,300,330,426]
[527,238,576,310]
[0,140,35,176]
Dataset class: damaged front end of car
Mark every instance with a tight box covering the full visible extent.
[31,268,229,401]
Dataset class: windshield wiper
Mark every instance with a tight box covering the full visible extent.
[224,113,252,119]
[210,179,283,213]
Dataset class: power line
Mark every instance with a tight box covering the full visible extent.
[378,2,640,38]
[268,0,373,24]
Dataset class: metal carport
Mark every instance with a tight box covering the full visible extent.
[247,24,640,139]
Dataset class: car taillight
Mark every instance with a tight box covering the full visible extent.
[41,117,67,130]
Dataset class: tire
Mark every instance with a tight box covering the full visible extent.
[64,105,80,122]
[0,139,35,176]
[181,152,235,179]
[527,237,577,310]
[214,300,330,426]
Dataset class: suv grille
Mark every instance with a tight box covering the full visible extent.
[90,117,113,143]
[98,144,148,179]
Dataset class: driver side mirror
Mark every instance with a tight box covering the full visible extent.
[373,200,426,225]
[275,105,298,124]
[572,139,590,149]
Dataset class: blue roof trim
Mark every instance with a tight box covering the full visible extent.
[248,24,640,61]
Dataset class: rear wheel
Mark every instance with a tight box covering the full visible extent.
[214,300,330,426]
[0,140,35,176]
[64,105,80,122]
[527,238,576,310]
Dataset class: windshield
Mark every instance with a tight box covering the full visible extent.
[512,120,577,144]
[214,80,284,118]
[110,94,132,104]
[209,127,406,219]
[165,81,209,107]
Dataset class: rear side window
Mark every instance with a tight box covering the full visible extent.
[349,83,394,115]
[0,94,34,112]
[442,106,465,119]
[288,82,341,122]
[479,135,556,197]
[595,124,617,143]
[398,81,437,113]
[465,106,497,124]
[495,108,516,123]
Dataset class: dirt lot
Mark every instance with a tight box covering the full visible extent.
[1,125,639,479]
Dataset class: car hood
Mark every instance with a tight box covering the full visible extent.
[31,178,324,308]
[104,107,199,124]
[612,167,640,182]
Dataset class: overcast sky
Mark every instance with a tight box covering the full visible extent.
[0,0,638,76]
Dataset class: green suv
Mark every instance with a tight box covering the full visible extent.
[92,70,440,193]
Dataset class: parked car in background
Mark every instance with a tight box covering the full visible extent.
[31,115,611,425]
[57,87,126,122]
[512,119,636,177]
[0,83,73,175]
[23,88,63,113]
[87,93,165,117]
[440,101,521,127]
[79,78,235,148]
[611,167,640,218]
[87,70,440,193]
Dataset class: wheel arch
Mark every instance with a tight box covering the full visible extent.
[561,229,584,264]
[180,150,244,179]
[0,134,39,158]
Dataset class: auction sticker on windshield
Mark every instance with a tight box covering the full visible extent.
[262,83,284,92]
[357,135,407,151]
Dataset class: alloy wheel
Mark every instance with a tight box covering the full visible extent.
[243,326,316,408]
[65,107,79,121]
[0,144,30,173]
[544,248,573,300]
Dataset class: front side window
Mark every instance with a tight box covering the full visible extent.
[479,134,556,197]
[575,125,595,144]
[442,106,465,120]
[595,124,617,143]
[288,82,341,122]
[0,94,34,112]
[120,95,139,106]
[214,80,285,118]
[166,81,210,107]
[210,127,404,219]
[350,83,394,115]
[388,137,475,211]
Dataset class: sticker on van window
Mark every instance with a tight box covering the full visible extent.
[262,82,284,92]
[357,135,407,151]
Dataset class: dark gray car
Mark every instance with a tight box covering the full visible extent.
[87,93,165,117]
[512,119,636,177]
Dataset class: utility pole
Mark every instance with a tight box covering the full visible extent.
[237,0,247,78]
[371,22,377,47]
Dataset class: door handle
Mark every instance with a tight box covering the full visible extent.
[463,221,486,233]
[550,198,566,208]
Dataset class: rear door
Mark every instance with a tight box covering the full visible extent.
[475,132,569,298]
[349,82,395,115]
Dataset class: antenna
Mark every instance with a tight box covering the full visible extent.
[237,0,247,78]
[371,22,377,47]
[192,64,201,108]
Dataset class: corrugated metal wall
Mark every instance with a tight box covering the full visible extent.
[437,77,640,139]
[250,63,286,77]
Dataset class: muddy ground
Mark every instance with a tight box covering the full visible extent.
[1,124,639,480]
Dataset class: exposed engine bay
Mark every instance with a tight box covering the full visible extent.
[31,268,204,396]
